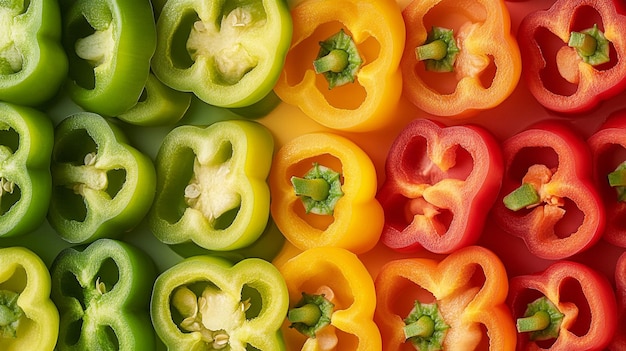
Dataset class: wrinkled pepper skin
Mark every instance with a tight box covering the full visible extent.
[273,0,405,132]
[48,112,157,243]
[152,0,292,108]
[400,0,521,117]
[508,261,617,351]
[0,103,54,237]
[491,121,605,260]
[59,0,156,116]
[269,132,383,254]
[587,111,626,248]
[0,0,68,106]
[150,255,289,350]
[377,118,503,254]
[50,239,157,351]
[0,246,59,351]
[277,246,381,351]
[517,0,626,113]
[149,120,274,252]
[374,245,516,351]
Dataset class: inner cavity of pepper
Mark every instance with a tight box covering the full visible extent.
[0,126,20,216]
[0,266,29,343]
[170,282,261,350]
[416,0,496,94]
[285,21,379,110]
[178,1,267,86]
[184,141,242,230]
[0,0,29,74]
[51,129,126,222]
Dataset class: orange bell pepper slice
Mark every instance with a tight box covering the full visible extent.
[374,245,517,350]
[269,132,383,254]
[400,0,521,118]
[277,246,381,351]
[273,0,405,132]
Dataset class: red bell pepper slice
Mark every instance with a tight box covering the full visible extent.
[374,245,517,351]
[609,252,626,350]
[587,111,626,248]
[491,121,605,260]
[376,118,503,254]
[508,261,617,350]
[517,0,626,113]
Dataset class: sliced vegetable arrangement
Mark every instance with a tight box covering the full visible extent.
[2,0,626,350]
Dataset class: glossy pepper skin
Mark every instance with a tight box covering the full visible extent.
[491,121,605,260]
[152,0,292,108]
[609,252,626,350]
[277,246,381,351]
[269,132,383,254]
[508,261,617,351]
[0,0,68,106]
[377,118,503,254]
[149,120,274,251]
[50,239,156,351]
[48,112,157,243]
[273,0,405,132]
[517,0,626,114]
[0,103,53,237]
[400,0,521,118]
[587,112,626,248]
[150,255,289,350]
[374,245,516,351]
[0,246,59,351]
[59,0,156,116]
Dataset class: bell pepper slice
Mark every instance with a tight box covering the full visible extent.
[150,255,289,350]
[609,252,626,350]
[277,246,381,351]
[50,238,156,351]
[151,0,292,108]
[48,112,157,243]
[374,245,516,351]
[400,0,521,118]
[377,118,503,254]
[517,0,626,113]
[508,260,617,350]
[587,111,626,248]
[268,132,383,254]
[273,0,405,132]
[0,0,68,106]
[491,121,605,260]
[0,246,59,351]
[59,0,156,116]
[0,103,53,237]
[116,73,192,127]
[149,119,274,251]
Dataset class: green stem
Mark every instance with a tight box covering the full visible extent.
[291,163,343,215]
[517,296,564,341]
[291,177,330,202]
[417,26,459,72]
[608,168,626,187]
[403,315,435,339]
[503,183,540,211]
[0,290,23,338]
[516,310,551,333]
[313,49,349,74]
[416,40,448,61]
[287,303,322,326]
[568,24,610,66]
[568,31,597,57]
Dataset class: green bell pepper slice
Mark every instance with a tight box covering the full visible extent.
[0,103,53,237]
[0,246,59,351]
[50,238,156,351]
[151,0,292,108]
[59,0,156,116]
[149,119,274,251]
[0,0,68,106]
[48,112,156,243]
[150,255,289,350]
[116,73,192,127]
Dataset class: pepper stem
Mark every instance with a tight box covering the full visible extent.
[288,292,335,338]
[403,315,435,339]
[516,310,551,333]
[313,49,349,74]
[0,290,23,339]
[291,177,330,202]
[403,301,449,351]
[516,296,564,341]
[416,40,448,61]
[503,183,541,211]
[416,26,459,72]
[568,24,610,66]
[291,163,343,215]
[314,29,363,89]
[287,303,322,326]
[608,162,626,202]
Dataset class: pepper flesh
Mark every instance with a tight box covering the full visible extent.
[517,0,626,113]
[374,246,516,351]
[269,132,383,254]
[400,0,521,117]
[0,247,59,351]
[273,0,405,131]
[277,246,382,351]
